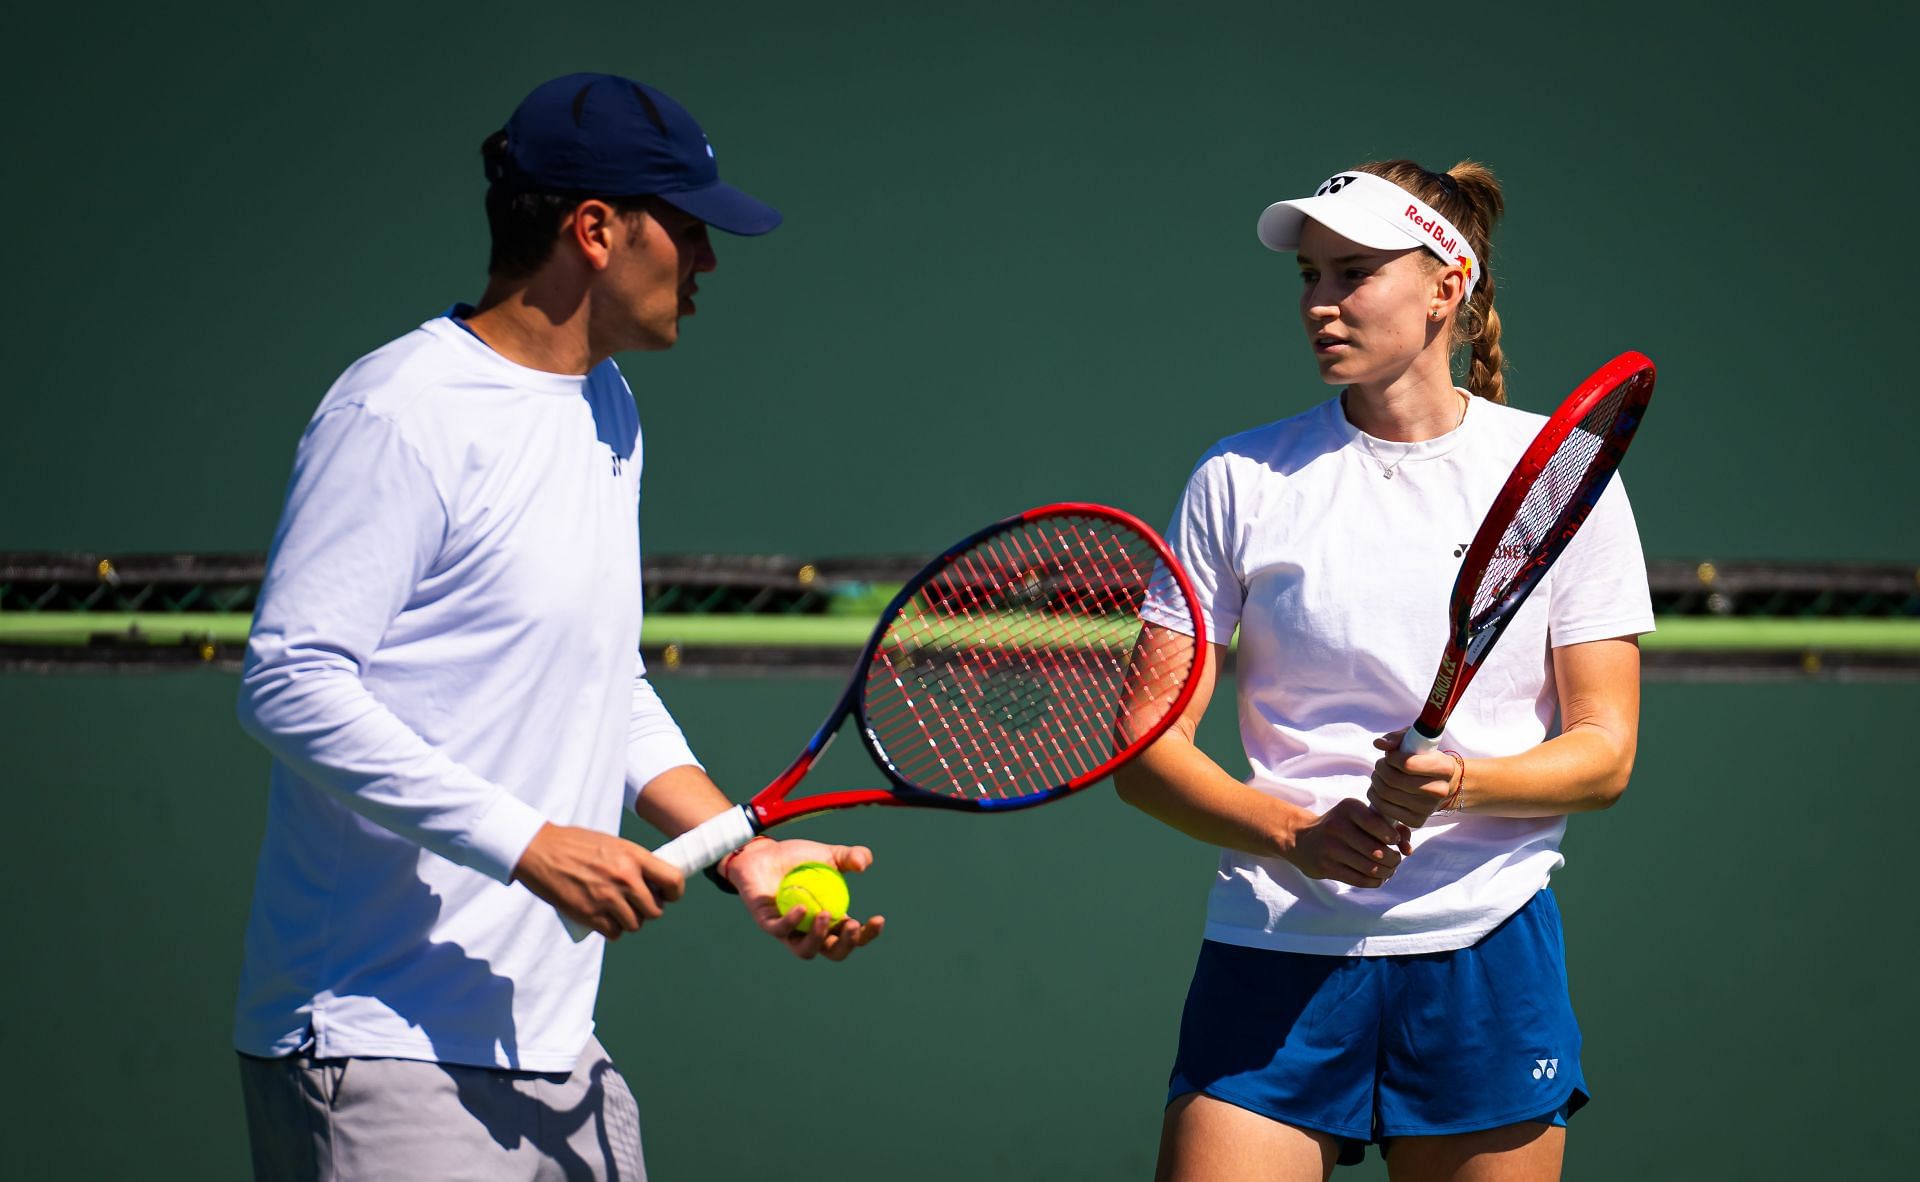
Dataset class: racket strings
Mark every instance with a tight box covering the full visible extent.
[1466,382,1632,621]
[865,580,1080,796]
[871,543,1097,794]
[861,514,1197,802]
[866,530,1126,795]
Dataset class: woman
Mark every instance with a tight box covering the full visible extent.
[1119,160,1652,1181]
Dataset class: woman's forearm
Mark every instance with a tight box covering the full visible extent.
[1113,730,1309,859]
[1452,723,1635,817]
[1451,638,1641,818]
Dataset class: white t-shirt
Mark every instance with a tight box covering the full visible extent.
[1140,392,1653,955]
[233,312,700,1070]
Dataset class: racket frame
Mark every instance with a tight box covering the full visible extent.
[576,505,1206,938]
[646,501,1208,879]
[755,501,1207,828]
[1404,352,1656,752]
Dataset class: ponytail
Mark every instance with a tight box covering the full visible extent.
[1356,158,1508,404]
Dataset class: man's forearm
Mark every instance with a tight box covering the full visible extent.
[631,764,739,837]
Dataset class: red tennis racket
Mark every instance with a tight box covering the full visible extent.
[584,504,1205,934]
[1400,351,1656,756]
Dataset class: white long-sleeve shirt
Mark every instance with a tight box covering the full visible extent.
[233,311,698,1070]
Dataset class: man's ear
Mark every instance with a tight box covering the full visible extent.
[566,199,622,272]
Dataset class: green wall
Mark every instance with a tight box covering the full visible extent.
[3,2,1915,560]
[3,671,1913,1178]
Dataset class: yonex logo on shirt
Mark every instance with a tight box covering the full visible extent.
[1532,1058,1559,1080]
[1454,542,1530,561]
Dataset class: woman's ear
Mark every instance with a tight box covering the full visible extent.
[1430,263,1467,322]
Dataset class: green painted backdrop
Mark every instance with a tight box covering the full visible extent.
[3,2,1915,559]
[4,1,1916,1179]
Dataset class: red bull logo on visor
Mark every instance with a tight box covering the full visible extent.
[1404,205,1460,255]
[1258,170,1480,295]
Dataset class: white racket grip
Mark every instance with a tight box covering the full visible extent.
[652,803,759,874]
[1399,727,1443,755]
[562,804,761,943]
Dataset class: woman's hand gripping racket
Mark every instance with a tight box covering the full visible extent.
[568,503,1207,940]
[1373,352,1656,824]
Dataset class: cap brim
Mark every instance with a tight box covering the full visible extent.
[1256,196,1419,254]
[658,181,783,236]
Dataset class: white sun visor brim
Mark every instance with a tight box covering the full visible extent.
[1256,171,1481,296]
[1256,197,1419,254]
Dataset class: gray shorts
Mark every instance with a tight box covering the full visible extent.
[237,1035,645,1181]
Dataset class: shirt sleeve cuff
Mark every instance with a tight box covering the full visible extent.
[1141,603,1231,641]
[1550,616,1657,648]
[627,738,704,807]
[450,791,552,884]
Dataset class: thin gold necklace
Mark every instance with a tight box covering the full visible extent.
[1357,392,1470,481]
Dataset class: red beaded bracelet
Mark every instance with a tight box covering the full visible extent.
[1438,749,1467,813]
[705,834,772,894]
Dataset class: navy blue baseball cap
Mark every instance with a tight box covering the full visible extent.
[487,73,781,236]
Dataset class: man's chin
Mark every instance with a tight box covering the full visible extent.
[627,323,680,353]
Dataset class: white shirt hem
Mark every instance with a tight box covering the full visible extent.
[1201,917,1505,957]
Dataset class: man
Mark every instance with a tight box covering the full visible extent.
[233,73,882,1180]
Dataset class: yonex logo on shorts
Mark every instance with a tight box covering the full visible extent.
[1532,1057,1559,1080]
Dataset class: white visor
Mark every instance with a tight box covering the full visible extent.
[1257,171,1481,297]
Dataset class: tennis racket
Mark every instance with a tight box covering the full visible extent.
[571,503,1206,938]
[1399,351,1656,756]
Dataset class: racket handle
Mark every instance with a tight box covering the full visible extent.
[652,803,761,873]
[561,804,762,943]
[1398,726,1443,755]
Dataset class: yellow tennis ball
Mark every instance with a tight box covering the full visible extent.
[775,862,850,934]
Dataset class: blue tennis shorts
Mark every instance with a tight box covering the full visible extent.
[1167,889,1587,1166]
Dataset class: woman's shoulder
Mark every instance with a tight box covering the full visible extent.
[1472,394,1552,438]
[1192,397,1345,479]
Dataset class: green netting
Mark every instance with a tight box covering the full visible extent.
[6,612,1919,652]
